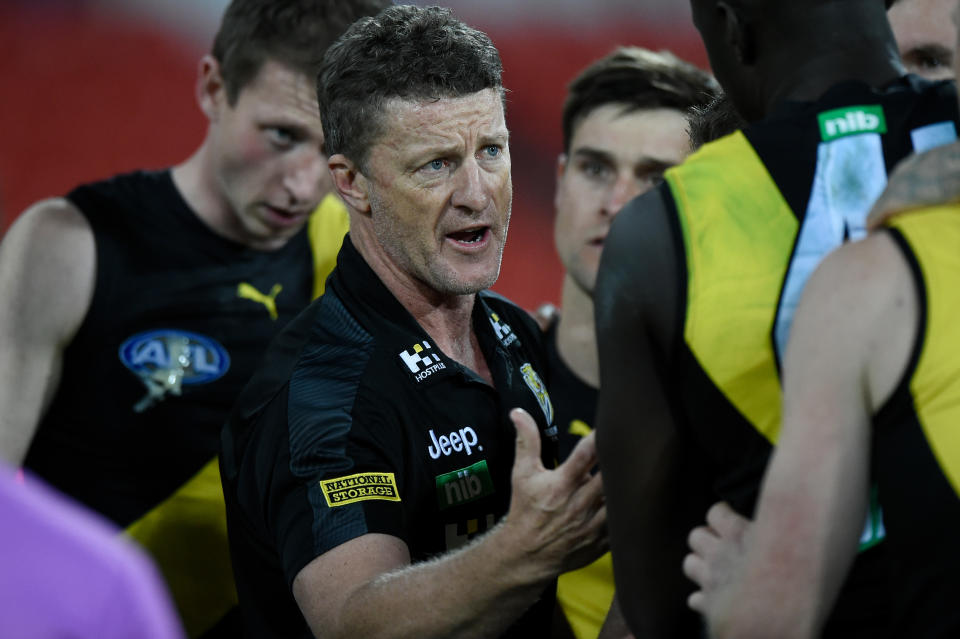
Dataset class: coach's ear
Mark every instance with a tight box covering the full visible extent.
[329,154,371,216]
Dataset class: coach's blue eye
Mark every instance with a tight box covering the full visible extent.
[429,159,446,171]
[484,145,501,158]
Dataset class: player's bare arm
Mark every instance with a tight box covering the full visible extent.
[0,199,95,464]
[683,232,919,639]
[292,408,607,639]
[595,191,711,637]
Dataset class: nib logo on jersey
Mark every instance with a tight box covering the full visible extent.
[488,312,518,347]
[119,329,230,413]
[435,460,495,510]
[398,340,447,383]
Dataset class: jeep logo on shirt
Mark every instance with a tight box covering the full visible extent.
[428,427,483,459]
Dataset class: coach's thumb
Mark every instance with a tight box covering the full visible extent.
[510,407,543,474]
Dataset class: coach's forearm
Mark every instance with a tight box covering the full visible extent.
[328,521,555,639]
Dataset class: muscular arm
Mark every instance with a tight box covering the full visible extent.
[594,191,708,637]
[292,408,607,639]
[685,232,917,639]
[0,199,95,464]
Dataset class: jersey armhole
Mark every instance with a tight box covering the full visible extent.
[873,227,927,424]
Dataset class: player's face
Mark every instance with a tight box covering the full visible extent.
[554,105,690,294]
[212,60,329,250]
[890,0,956,80]
[361,89,512,296]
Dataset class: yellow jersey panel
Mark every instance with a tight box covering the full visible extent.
[888,206,960,497]
[668,132,798,443]
[308,193,350,300]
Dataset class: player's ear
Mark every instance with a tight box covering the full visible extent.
[329,154,371,215]
[717,1,756,65]
[197,55,228,122]
[554,153,568,211]
[555,153,569,181]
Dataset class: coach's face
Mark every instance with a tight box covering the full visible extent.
[360,88,512,296]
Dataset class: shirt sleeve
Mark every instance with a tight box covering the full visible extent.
[262,369,411,588]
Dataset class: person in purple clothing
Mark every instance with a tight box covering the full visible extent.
[0,463,185,639]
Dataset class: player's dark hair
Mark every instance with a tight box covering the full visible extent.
[318,4,504,169]
[213,0,391,104]
[686,92,749,149]
[561,47,718,153]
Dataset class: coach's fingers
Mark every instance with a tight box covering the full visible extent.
[560,429,598,482]
[510,408,545,478]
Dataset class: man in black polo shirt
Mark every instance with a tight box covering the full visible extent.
[219,6,607,638]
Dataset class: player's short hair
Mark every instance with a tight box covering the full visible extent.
[318,4,504,169]
[686,92,748,149]
[212,0,391,104]
[561,47,719,153]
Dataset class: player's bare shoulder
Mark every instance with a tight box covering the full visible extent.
[0,197,96,340]
[793,230,918,413]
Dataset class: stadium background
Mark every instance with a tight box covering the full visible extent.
[0,0,707,309]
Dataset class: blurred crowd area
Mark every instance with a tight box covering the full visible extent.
[0,0,706,308]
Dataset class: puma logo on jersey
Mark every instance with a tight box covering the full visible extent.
[237,282,282,320]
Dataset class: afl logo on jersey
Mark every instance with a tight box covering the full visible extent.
[118,329,231,412]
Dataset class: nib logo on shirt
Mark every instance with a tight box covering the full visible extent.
[399,340,446,383]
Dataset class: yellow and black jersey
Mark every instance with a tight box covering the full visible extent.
[875,206,960,636]
[664,77,958,512]
[634,75,959,636]
[24,170,348,638]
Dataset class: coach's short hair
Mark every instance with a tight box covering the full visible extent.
[318,4,504,169]
[212,0,391,104]
[562,47,718,153]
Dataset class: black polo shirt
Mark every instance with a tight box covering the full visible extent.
[220,235,560,638]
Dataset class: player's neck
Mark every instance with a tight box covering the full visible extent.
[172,140,286,251]
[761,11,903,115]
[556,274,599,389]
[351,224,492,384]
[765,51,903,115]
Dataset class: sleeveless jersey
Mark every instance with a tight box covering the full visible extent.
[23,170,348,638]
[874,207,960,636]
[662,76,958,635]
